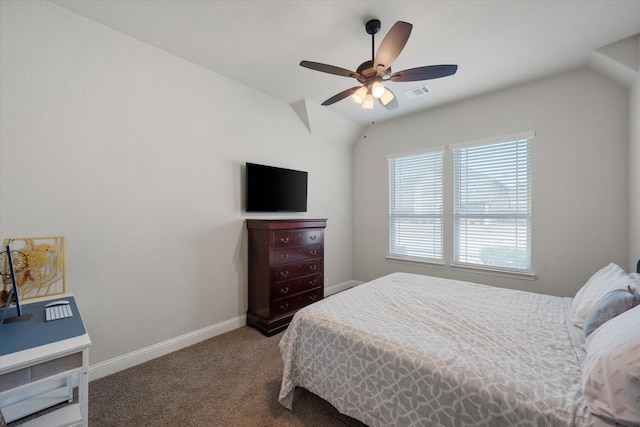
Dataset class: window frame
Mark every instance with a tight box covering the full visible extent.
[387,147,445,265]
[451,133,534,277]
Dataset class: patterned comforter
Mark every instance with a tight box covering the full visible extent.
[279,272,612,427]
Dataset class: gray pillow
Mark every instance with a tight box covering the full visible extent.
[583,285,640,338]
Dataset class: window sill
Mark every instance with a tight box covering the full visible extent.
[385,256,536,280]
[450,263,536,280]
[386,255,446,268]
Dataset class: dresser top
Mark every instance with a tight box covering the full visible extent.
[246,218,327,230]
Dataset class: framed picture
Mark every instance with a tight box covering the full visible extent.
[1,236,66,301]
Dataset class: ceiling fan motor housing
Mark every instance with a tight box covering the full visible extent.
[356,60,376,78]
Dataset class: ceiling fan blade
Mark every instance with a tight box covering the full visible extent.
[389,64,458,82]
[321,86,362,106]
[373,21,412,73]
[378,88,399,110]
[300,61,361,79]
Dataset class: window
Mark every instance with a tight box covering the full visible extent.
[387,132,533,276]
[453,137,531,271]
[388,149,443,262]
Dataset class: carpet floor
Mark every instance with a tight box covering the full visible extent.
[85,326,366,426]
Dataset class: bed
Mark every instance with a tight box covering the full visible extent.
[279,265,640,427]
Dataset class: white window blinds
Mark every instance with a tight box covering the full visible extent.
[389,149,443,262]
[453,138,531,271]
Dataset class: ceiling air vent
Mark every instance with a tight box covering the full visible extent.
[404,85,431,99]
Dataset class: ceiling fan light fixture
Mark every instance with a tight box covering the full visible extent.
[371,81,385,98]
[362,93,375,109]
[351,86,368,104]
[380,88,395,105]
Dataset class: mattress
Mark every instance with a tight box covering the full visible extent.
[279,272,613,427]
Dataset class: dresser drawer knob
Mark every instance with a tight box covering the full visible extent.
[309,294,317,301]
[280,237,290,244]
[309,250,317,256]
[280,287,289,294]
[280,303,289,311]
[310,235,317,240]
[280,254,290,259]
[309,265,317,271]
[309,280,316,286]
[280,271,289,277]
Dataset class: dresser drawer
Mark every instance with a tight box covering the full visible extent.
[271,245,323,266]
[271,259,322,283]
[273,229,323,248]
[271,288,323,317]
[272,273,323,297]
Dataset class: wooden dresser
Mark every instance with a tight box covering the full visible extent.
[246,219,327,336]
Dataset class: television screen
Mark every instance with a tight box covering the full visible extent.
[246,163,308,212]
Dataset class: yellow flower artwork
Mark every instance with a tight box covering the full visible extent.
[1,236,66,301]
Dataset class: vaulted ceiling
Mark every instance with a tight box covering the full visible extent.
[51,1,640,126]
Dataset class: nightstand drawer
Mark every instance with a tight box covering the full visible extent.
[271,288,323,317]
[273,230,323,248]
[272,245,323,266]
[271,259,322,283]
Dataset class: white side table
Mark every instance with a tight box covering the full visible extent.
[0,294,91,426]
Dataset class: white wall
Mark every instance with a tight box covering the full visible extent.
[353,69,629,297]
[630,39,640,271]
[0,1,359,366]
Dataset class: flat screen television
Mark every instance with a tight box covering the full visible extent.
[245,162,308,212]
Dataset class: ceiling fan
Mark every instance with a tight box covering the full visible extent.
[300,19,458,110]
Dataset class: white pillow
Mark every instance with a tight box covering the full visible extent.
[582,305,640,426]
[570,263,635,327]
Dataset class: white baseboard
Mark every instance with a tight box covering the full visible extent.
[325,279,362,296]
[89,315,246,381]
[88,280,361,382]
